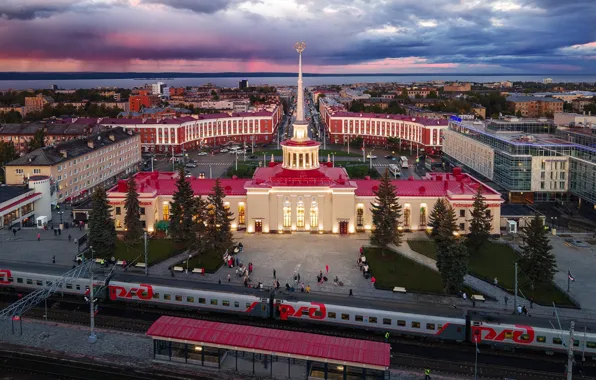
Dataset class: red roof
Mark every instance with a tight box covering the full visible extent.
[281,140,320,147]
[146,316,390,369]
[248,163,354,188]
[0,192,41,213]
[330,112,449,126]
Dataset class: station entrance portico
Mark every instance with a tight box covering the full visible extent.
[147,316,390,379]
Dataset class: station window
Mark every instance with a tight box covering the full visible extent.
[412,322,420,329]
[537,336,546,343]
[210,299,218,305]
[426,323,435,330]
[153,293,160,299]
[223,300,230,307]
[383,318,391,325]
[341,314,350,321]
[164,294,171,300]
[36,280,43,286]
[199,298,206,304]
[328,312,336,319]
[397,320,406,327]
[369,317,377,324]
[459,210,465,217]
[26,279,33,285]
[234,301,239,308]
[355,315,364,322]
[553,337,563,345]
[17,278,23,284]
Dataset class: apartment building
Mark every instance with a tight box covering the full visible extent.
[5,127,141,204]
[506,96,564,117]
[25,94,54,113]
[443,83,472,92]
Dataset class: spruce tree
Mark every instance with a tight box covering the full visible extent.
[436,204,458,251]
[206,179,234,251]
[519,214,556,284]
[436,241,469,294]
[169,167,196,248]
[467,187,492,252]
[428,198,447,239]
[88,187,116,258]
[123,176,143,244]
[370,169,403,247]
[190,195,208,254]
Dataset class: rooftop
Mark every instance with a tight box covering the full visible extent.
[329,112,449,126]
[506,95,563,103]
[146,316,390,370]
[248,162,355,188]
[6,127,137,167]
[0,185,31,204]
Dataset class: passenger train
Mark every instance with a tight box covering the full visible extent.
[2,267,595,358]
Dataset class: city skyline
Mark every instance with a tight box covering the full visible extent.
[0,0,595,74]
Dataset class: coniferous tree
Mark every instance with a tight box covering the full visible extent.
[190,195,208,254]
[123,176,143,244]
[206,179,234,251]
[436,241,469,294]
[28,129,45,152]
[428,198,447,239]
[467,187,492,252]
[370,169,403,247]
[88,187,116,258]
[436,204,458,251]
[169,167,196,248]
[519,214,556,284]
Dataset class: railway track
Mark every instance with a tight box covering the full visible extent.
[2,295,595,379]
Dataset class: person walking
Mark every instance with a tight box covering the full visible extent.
[384,332,390,342]
[462,292,467,301]
[227,274,231,282]
[493,277,498,286]
[424,368,431,379]
[52,255,55,264]
[529,297,534,309]
[68,234,72,242]
[325,265,329,274]
[305,285,311,294]
[349,289,353,297]
[12,228,16,237]
[273,269,276,279]
[37,233,40,242]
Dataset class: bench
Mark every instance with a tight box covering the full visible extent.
[192,268,205,274]
[173,266,184,272]
[116,260,124,266]
[135,262,147,268]
[392,287,407,293]
[472,294,486,302]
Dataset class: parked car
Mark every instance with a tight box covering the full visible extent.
[197,152,208,156]
[185,174,192,178]
[248,154,258,159]
[185,163,197,168]
[366,154,378,159]
[220,148,229,153]
[385,155,394,159]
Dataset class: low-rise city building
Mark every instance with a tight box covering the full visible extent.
[0,175,53,229]
[506,95,564,117]
[443,83,472,92]
[25,93,54,113]
[554,112,596,127]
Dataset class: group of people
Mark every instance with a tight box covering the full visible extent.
[357,248,371,278]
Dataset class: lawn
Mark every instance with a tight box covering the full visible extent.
[226,163,258,178]
[181,249,225,273]
[113,239,185,265]
[406,239,575,307]
[364,246,445,293]
[345,165,380,179]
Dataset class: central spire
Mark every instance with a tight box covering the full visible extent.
[294,41,306,123]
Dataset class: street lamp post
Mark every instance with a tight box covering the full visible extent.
[235,152,238,171]
[186,254,191,273]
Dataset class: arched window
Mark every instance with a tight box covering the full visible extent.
[283,202,292,228]
[420,203,427,226]
[356,205,364,227]
[296,202,305,227]
[238,203,245,225]
[310,202,318,227]
[403,204,411,227]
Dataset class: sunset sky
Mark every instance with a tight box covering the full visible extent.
[0,0,595,73]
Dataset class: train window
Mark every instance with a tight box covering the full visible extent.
[175,295,182,302]
[369,317,377,324]
[573,340,579,347]
[426,323,435,330]
[313,310,323,317]
[140,291,148,298]
[302,309,309,316]
[553,337,563,345]
[438,324,443,331]
[153,292,160,299]
[76,285,80,290]
[355,315,364,322]
[537,336,546,343]
[210,299,218,305]
[412,322,420,329]
[328,312,336,319]
[397,320,406,327]
[26,279,32,285]
[234,302,239,308]
[383,318,391,325]
[520,334,530,342]
[262,305,267,311]
[187,296,194,303]
[66,283,72,289]
[504,332,513,339]
[36,280,43,286]
[7,277,13,283]
[341,314,349,320]
[199,298,206,304]
[223,300,230,307]
[164,294,171,300]
[245,303,251,309]
[587,342,596,348]
[17,278,23,283]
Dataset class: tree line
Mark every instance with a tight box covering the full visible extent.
[369,170,556,294]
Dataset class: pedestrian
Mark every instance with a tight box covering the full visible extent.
[384,332,390,342]
[359,246,363,255]
[12,228,16,237]
[305,285,311,293]
[37,233,40,242]
[58,229,61,236]
[504,296,509,305]
[462,292,467,301]
[325,265,329,274]
[517,305,522,314]
[227,274,231,282]
[349,289,353,297]
[472,299,476,308]
[68,234,72,242]
[522,306,528,316]
[530,298,534,309]
[297,272,300,282]
[425,368,431,380]
[52,255,55,264]
[244,278,248,287]
[493,277,498,286]
[273,269,276,279]
[218,279,221,285]
[53,229,57,236]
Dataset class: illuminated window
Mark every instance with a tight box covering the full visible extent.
[163,203,169,221]
[310,203,318,227]
[238,203,245,225]
[296,202,305,227]
[116,219,122,228]
[356,206,364,227]
[283,202,291,227]
[403,206,411,227]
[420,204,427,226]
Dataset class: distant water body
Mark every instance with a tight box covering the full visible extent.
[1,74,595,90]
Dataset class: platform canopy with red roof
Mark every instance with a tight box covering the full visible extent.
[146,316,391,370]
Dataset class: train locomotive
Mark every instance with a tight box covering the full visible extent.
[2,267,595,357]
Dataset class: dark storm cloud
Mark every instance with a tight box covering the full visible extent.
[142,0,242,14]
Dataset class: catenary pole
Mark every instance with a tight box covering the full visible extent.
[567,321,575,380]
[144,231,148,276]
[514,262,518,314]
